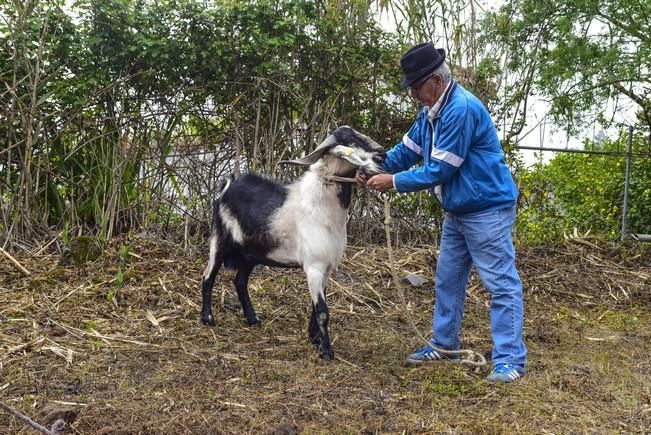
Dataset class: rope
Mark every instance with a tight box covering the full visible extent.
[383,196,487,368]
[324,173,486,367]
[323,175,358,184]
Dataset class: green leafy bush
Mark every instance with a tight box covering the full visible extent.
[517,132,651,244]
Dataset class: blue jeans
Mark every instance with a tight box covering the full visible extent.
[431,206,527,368]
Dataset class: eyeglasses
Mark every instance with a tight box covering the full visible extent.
[409,74,435,94]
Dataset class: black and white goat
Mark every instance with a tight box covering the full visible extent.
[200,126,385,359]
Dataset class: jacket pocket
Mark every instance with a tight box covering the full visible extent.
[443,168,482,212]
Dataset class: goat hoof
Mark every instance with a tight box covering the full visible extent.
[319,348,334,360]
[246,317,261,326]
[201,314,215,326]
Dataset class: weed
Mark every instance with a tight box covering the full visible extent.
[85,320,99,332]
[116,243,130,287]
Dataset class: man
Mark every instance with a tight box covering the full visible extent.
[357,42,527,383]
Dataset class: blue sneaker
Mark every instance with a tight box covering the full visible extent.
[486,363,525,383]
[405,345,460,365]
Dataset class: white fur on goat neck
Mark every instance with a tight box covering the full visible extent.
[267,163,349,269]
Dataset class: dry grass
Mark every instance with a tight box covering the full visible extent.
[1,236,650,434]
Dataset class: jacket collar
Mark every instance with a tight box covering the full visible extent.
[427,79,457,121]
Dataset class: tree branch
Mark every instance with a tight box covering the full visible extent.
[594,10,650,44]
[613,83,648,108]
[613,83,651,133]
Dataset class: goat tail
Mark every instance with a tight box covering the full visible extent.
[217,174,235,199]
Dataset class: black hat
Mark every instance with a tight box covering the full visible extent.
[400,43,446,90]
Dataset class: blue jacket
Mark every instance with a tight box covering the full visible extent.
[384,81,518,214]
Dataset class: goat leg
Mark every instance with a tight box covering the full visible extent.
[306,266,334,360]
[200,235,222,326]
[314,294,333,360]
[233,261,260,326]
[200,279,217,326]
[308,307,320,344]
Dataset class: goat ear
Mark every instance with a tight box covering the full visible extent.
[278,134,338,166]
[330,145,367,167]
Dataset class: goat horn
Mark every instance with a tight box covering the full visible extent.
[278,134,338,166]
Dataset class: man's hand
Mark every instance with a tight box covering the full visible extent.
[366,173,394,193]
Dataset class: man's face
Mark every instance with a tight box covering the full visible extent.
[409,74,444,107]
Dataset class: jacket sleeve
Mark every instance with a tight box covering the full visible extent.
[382,110,426,174]
[393,101,474,193]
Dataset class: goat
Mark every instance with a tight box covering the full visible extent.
[200,126,386,359]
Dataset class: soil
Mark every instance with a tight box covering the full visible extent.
[1,235,649,433]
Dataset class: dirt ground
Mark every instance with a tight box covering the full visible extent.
[1,235,650,434]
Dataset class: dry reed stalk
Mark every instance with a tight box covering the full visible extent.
[1,336,45,360]
[45,318,157,347]
[0,247,30,275]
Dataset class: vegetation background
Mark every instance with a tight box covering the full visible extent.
[1,2,650,433]
[1,0,649,249]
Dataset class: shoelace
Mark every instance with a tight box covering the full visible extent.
[493,363,515,373]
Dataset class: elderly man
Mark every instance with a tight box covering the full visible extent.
[357,42,527,383]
